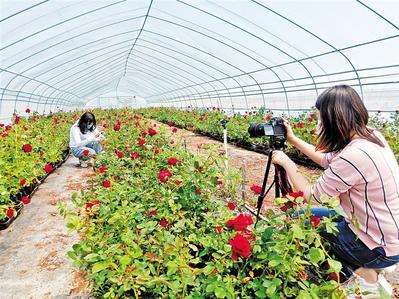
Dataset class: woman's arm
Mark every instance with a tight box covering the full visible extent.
[71,127,95,147]
[284,120,324,166]
[290,136,324,166]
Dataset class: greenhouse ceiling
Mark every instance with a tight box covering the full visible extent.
[0,0,398,118]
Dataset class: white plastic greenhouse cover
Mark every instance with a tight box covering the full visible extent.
[1,0,398,122]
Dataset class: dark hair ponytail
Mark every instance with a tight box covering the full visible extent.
[78,112,96,134]
[315,85,383,152]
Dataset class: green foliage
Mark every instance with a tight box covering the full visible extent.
[61,108,347,298]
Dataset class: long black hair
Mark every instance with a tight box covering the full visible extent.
[315,85,383,152]
[78,112,96,134]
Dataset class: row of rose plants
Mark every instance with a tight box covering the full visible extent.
[134,107,399,163]
[0,110,74,224]
[61,108,346,298]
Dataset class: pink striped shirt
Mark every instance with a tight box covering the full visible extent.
[305,131,399,256]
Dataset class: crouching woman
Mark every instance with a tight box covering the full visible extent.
[69,112,104,167]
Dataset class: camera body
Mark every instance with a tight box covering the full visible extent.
[248,117,285,138]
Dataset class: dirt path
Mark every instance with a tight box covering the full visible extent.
[0,156,91,299]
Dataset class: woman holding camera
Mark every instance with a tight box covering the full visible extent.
[272,85,399,296]
[69,111,104,168]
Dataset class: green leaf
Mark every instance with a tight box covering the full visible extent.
[308,247,325,264]
[268,259,280,267]
[119,255,131,267]
[84,253,100,262]
[292,224,304,239]
[262,227,274,242]
[166,261,178,276]
[66,215,80,233]
[215,285,226,298]
[92,261,109,273]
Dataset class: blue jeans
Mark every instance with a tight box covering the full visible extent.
[302,208,399,270]
[71,142,102,161]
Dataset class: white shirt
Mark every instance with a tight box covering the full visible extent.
[69,121,99,148]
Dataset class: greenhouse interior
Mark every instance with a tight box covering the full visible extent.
[1,0,399,298]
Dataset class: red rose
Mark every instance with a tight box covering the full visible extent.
[266,115,272,121]
[167,121,174,127]
[102,180,111,188]
[19,179,26,186]
[327,272,339,282]
[14,116,21,124]
[135,121,140,127]
[130,152,140,159]
[310,113,316,118]
[310,215,321,227]
[174,180,182,186]
[250,185,262,195]
[160,219,168,228]
[5,208,14,219]
[114,124,121,131]
[44,163,53,174]
[154,149,161,155]
[288,191,304,199]
[195,189,201,195]
[298,122,305,128]
[99,165,108,174]
[83,149,90,156]
[26,108,31,113]
[215,226,222,234]
[280,201,294,212]
[228,233,251,260]
[21,196,30,204]
[116,151,124,158]
[23,126,28,131]
[1,132,8,138]
[85,200,100,214]
[172,127,178,133]
[113,176,119,182]
[226,214,254,231]
[140,131,148,137]
[5,125,12,131]
[149,210,157,215]
[170,139,175,145]
[0,123,3,127]
[227,201,236,211]
[148,128,157,136]
[22,144,32,152]
[167,157,180,166]
[133,115,139,119]
[158,169,172,183]
[308,117,313,123]
[310,130,316,135]
[137,138,146,146]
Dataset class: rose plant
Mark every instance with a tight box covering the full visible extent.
[61,110,347,298]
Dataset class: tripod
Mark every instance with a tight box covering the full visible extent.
[255,148,293,224]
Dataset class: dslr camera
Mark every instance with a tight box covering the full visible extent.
[248,117,286,149]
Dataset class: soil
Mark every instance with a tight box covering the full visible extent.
[0,156,92,298]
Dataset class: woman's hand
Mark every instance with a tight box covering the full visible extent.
[282,118,296,144]
[271,150,292,167]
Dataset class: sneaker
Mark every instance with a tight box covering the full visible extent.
[345,273,392,298]
[79,159,88,168]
